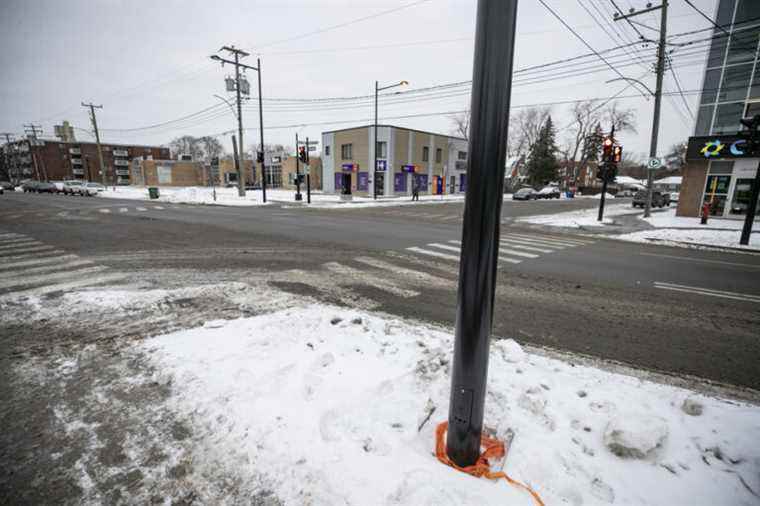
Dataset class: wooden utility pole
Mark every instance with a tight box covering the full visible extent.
[81,103,106,185]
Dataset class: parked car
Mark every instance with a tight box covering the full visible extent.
[63,180,85,195]
[0,181,14,192]
[536,186,561,199]
[669,191,680,202]
[512,187,537,200]
[632,190,670,208]
[82,182,105,196]
[22,180,39,193]
[50,181,66,193]
[35,182,57,193]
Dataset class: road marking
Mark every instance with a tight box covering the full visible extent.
[353,256,455,287]
[407,246,460,262]
[0,273,127,302]
[323,262,418,298]
[119,207,129,213]
[497,239,556,253]
[0,233,23,240]
[428,242,463,254]
[99,208,111,214]
[503,232,592,246]
[448,240,539,259]
[0,259,94,280]
[1,250,66,262]
[640,252,760,268]
[0,240,41,251]
[0,265,108,290]
[153,206,164,210]
[502,233,587,248]
[0,254,80,272]
[413,243,522,265]
[653,281,760,303]
[0,245,57,257]
[0,237,39,246]
[136,207,148,211]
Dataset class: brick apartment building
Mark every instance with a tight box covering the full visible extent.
[321,124,467,196]
[4,138,168,184]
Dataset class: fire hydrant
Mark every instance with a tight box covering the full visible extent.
[701,202,710,225]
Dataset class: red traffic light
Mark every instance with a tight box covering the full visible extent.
[612,145,623,163]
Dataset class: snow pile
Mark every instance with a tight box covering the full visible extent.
[641,208,745,230]
[141,304,760,505]
[591,192,616,200]
[615,228,760,250]
[98,186,268,206]
[517,203,639,228]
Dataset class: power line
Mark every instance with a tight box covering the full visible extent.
[681,0,760,55]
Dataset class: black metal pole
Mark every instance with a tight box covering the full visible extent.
[295,132,302,201]
[258,58,267,203]
[446,0,518,467]
[598,176,608,222]
[231,135,240,188]
[740,159,760,245]
[306,136,312,204]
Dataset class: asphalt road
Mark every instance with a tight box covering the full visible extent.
[2,191,760,390]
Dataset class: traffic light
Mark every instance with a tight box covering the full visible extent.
[612,145,623,163]
[738,115,760,155]
[602,137,614,162]
[298,146,307,163]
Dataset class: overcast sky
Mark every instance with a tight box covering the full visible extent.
[0,0,718,159]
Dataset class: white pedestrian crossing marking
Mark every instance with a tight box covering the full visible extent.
[99,208,111,213]
[136,207,148,211]
[0,245,56,256]
[407,246,460,262]
[497,239,556,253]
[0,273,127,302]
[0,266,108,290]
[324,262,418,298]
[0,237,39,246]
[0,259,94,280]
[0,233,23,240]
[0,240,42,251]
[153,206,164,210]
[353,256,454,287]
[119,207,129,213]
[0,254,80,272]
[447,240,538,259]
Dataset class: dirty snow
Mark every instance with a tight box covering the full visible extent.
[614,228,760,250]
[517,203,639,228]
[97,186,268,206]
[139,304,760,505]
[641,207,747,230]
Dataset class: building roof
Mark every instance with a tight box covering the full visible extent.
[13,137,167,150]
[321,124,466,141]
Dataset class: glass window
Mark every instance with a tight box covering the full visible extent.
[718,63,753,102]
[712,102,745,133]
[707,34,729,69]
[725,27,759,66]
[751,66,760,99]
[695,105,714,136]
[435,148,442,163]
[701,69,722,104]
[325,146,330,156]
[729,178,760,215]
[422,146,429,161]
[458,151,467,160]
[704,174,733,216]
[716,0,736,27]
[746,101,760,117]
[709,161,734,174]
[735,0,760,26]
[341,144,352,160]
[376,141,387,158]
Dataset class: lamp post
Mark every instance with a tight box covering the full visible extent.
[374,80,408,199]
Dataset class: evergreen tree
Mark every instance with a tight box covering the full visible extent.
[582,123,604,163]
[526,116,559,187]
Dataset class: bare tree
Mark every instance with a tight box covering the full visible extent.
[606,101,637,134]
[564,100,603,163]
[664,141,687,172]
[449,110,470,140]
[198,136,224,162]
[168,135,203,161]
[509,106,551,158]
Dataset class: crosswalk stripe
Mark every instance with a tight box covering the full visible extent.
[428,243,462,253]
[136,207,148,211]
[0,245,56,257]
[502,234,586,248]
[503,233,592,247]
[0,241,42,251]
[0,259,94,280]
[0,265,108,290]
[353,256,454,287]
[0,254,78,271]
[0,273,127,302]
[0,250,66,262]
[448,240,539,258]
[324,262,418,298]
[98,208,111,214]
[407,246,460,262]
[498,239,557,253]
[153,206,164,210]
[0,233,24,240]
[0,237,36,246]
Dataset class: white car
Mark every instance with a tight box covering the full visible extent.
[669,191,679,202]
[82,182,105,196]
[63,180,85,195]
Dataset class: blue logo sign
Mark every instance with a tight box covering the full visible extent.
[730,139,747,156]
[376,160,387,171]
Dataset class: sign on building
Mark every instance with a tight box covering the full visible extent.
[686,135,752,161]
[157,165,172,184]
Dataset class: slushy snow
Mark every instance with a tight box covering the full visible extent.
[139,303,760,505]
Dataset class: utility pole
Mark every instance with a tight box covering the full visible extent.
[738,115,760,245]
[257,57,267,203]
[81,103,106,186]
[306,136,312,204]
[23,124,45,181]
[231,134,240,190]
[374,79,408,199]
[613,1,667,218]
[446,0,518,467]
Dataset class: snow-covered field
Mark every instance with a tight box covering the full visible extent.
[136,302,760,505]
[641,208,746,230]
[615,228,760,250]
[516,203,639,228]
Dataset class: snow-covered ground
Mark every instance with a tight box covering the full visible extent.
[641,208,745,230]
[615,228,760,250]
[516,203,639,228]
[134,301,759,505]
[97,186,268,206]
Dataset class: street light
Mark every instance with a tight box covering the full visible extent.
[374,80,408,199]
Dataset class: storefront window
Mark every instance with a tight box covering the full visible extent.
[729,178,760,215]
[718,63,753,102]
[712,102,745,134]
[704,174,732,216]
